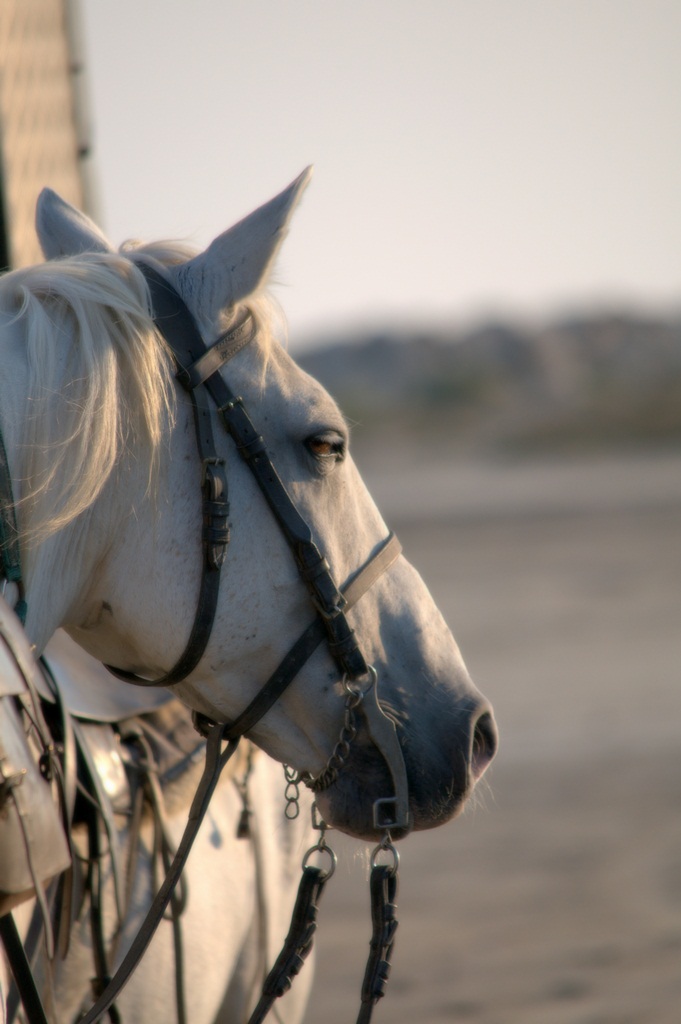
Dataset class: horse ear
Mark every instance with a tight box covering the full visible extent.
[169,167,313,329]
[36,188,114,258]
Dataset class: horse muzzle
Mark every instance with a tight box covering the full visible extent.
[314,690,498,842]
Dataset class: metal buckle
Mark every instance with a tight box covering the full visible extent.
[218,396,243,414]
[310,594,346,620]
[201,455,225,491]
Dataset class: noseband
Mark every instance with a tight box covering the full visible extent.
[107,262,409,831]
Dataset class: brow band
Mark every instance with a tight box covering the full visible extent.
[176,312,254,390]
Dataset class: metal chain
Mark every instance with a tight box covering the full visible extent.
[308,691,360,791]
[282,763,302,820]
[296,667,377,794]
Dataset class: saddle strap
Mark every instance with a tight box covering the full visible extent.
[0,914,49,1024]
[0,428,26,623]
[75,723,239,1024]
[72,718,127,925]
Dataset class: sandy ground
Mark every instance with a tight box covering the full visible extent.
[302,451,681,1024]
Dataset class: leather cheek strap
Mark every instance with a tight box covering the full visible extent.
[110,262,395,705]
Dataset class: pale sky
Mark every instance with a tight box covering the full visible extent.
[80,1,680,349]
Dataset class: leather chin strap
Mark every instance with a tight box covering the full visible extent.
[107,262,401,740]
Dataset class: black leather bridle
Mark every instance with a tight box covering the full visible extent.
[110,262,404,752]
[0,261,409,1024]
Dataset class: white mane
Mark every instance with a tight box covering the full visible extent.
[0,244,281,546]
[0,251,174,543]
[0,233,280,548]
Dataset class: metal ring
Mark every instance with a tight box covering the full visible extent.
[370,836,400,874]
[302,843,337,879]
[342,664,377,699]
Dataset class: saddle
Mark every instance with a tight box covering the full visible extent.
[1,605,254,1024]
[0,597,71,918]
[0,603,178,917]
[39,629,173,723]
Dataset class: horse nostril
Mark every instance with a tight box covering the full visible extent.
[471,710,498,781]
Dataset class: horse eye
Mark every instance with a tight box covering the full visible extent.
[305,433,345,463]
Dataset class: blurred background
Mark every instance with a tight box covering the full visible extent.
[1,2,679,1021]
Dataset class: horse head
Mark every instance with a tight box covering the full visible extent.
[2,171,498,841]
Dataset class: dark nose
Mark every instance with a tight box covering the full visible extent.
[470,707,498,781]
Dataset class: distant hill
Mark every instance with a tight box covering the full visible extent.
[298,312,681,456]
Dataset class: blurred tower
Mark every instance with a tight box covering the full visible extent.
[0,0,94,270]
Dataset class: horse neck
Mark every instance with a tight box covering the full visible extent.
[22,520,95,653]
[0,302,176,654]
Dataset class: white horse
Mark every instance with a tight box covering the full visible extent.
[0,170,497,1021]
